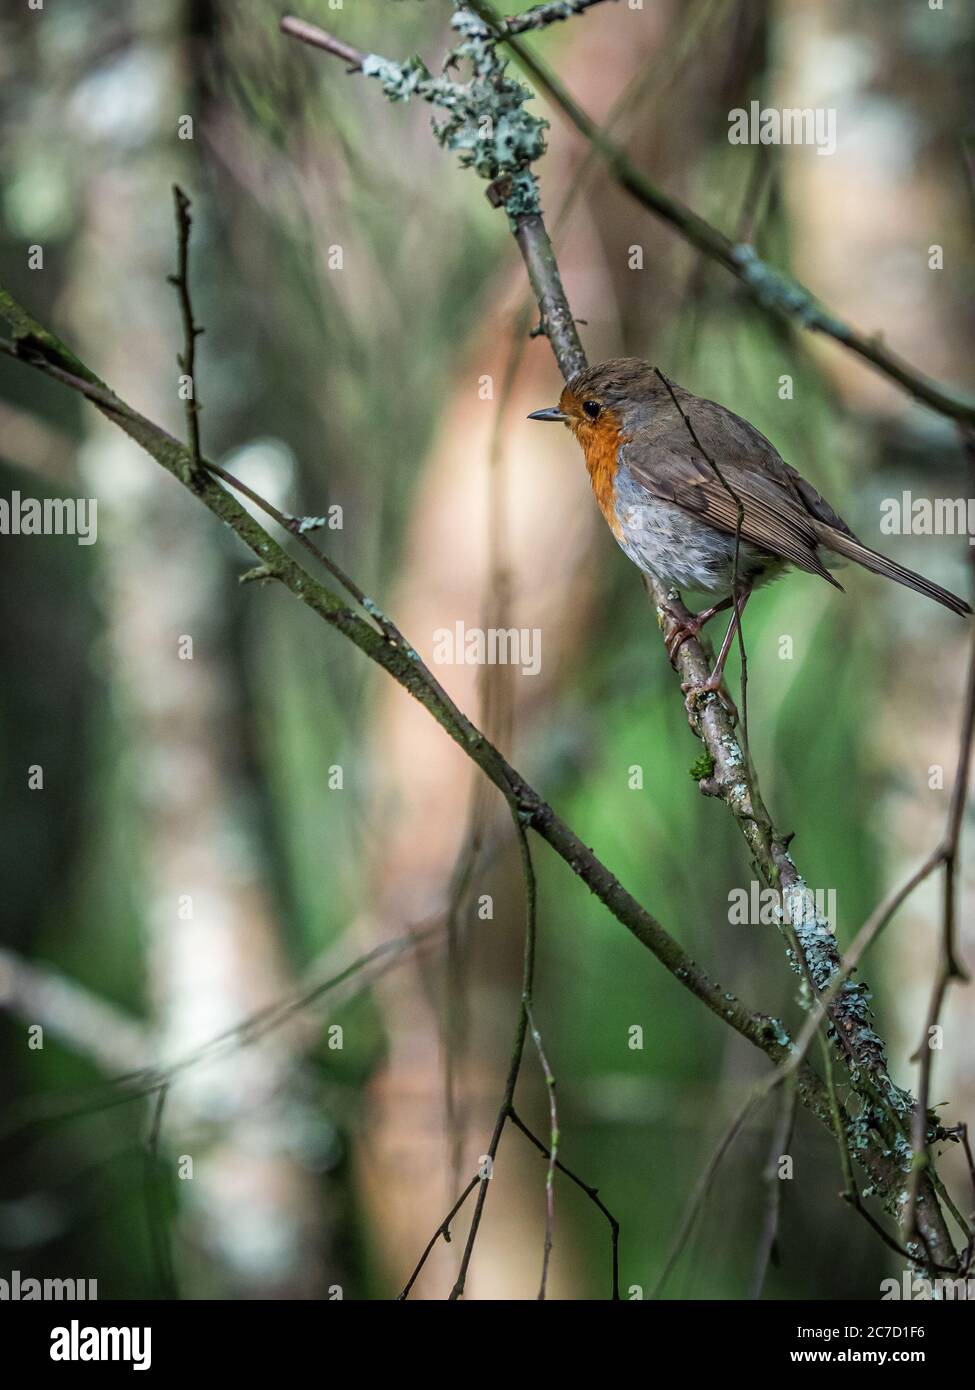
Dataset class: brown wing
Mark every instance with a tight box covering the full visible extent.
[621,392,850,588]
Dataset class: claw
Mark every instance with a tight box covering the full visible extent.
[663,595,735,669]
[681,675,739,722]
[666,619,702,666]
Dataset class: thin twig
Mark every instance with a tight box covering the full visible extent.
[0,923,443,1139]
[442,311,529,1197]
[446,812,538,1300]
[279,16,365,69]
[905,525,975,1242]
[171,197,402,642]
[525,1001,558,1300]
[650,1092,760,1298]
[167,186,204,476]
[508,1108,621,1300]
[499,0,616,37]
[749,1078,797,1300]
[143,1084,178,1300]
[397,1176,481,1300]
[653,366,749,738]
[406,815,560,1299]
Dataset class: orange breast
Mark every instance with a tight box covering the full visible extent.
[580,418,624,537]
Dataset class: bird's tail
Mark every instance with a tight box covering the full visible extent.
[816,526,972,617]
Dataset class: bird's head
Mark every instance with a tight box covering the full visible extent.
[528,357,660,446]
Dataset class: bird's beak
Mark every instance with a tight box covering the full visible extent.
[527,406,567,423]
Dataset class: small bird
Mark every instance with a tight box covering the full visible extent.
[529,357,970,692]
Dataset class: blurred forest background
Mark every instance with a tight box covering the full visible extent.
[1,0,973,1300]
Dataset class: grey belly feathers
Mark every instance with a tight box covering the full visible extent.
[612,464,783,595]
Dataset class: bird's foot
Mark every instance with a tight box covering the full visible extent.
[664,597,733,668]
[665,616,704,667]
[681,673,739,722]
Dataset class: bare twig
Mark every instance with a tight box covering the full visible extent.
[652,366,750,737]
[512,215,588,380]
[500,0,617,36]
[405,817,567,1299]
[508,1108,621,1300]
[167,186,204,476]
[397,1176,481,1300]
[445,812,538,1300]
[442,316,528,1197]
[143,1084,177,1300]
[0,922,443,1138]
[905,563,975,1243]
[651,1092,761,1298]
[749,1079,797,1300]
[279,16,365,69]
[525,1000,558,1299]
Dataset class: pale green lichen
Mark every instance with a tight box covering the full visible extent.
[784,880,840,993]
[360,8,548,216]
[730,244,847,335]
[720,734,743,768]
[892,1132,915,1172]
[848,1111,872,1153]
[766,1016,792,1049]
[780,875,901,1091]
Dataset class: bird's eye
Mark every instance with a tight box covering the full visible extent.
[582,399,601,420]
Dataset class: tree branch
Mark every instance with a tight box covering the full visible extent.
[167,185,204,477]
[500,0,617,37]
[469,0,975,427]
[508,1107,620,1300]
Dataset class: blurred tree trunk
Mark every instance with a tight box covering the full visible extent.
[62,3,332,1298]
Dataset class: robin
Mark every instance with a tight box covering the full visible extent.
[529,357,971,693]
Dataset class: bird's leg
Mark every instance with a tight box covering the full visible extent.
[680,589,750,720]
[699,591,751,692]
[664,594,734,667]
